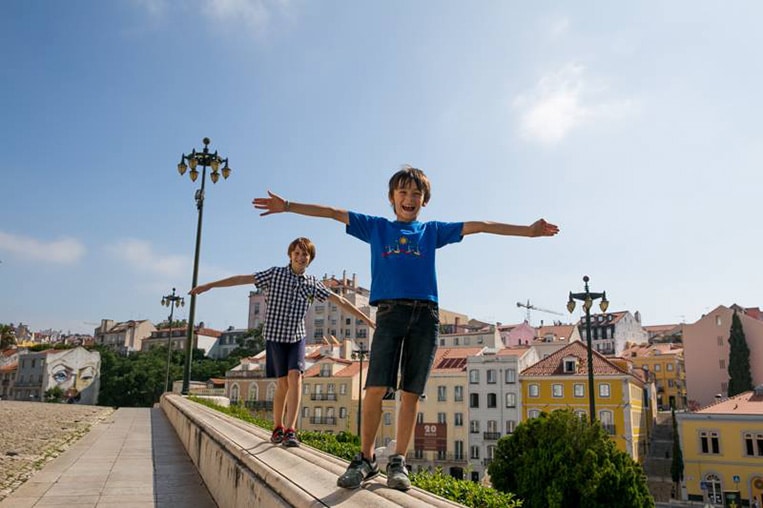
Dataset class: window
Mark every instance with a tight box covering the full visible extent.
[470,446,480,460]
[454,440,464,461]
[469,369,479,384]
[454,337,459,346]
[574,383,585,398]
[528,384,539,398]
[563,359,577,373]
[454,385,464,401]
[599,410,615,435]
[666,363,674,372]
[454,413,463,426]
[506,420,516,434]
[552,384,563,398]
[505,368,516,384]
[744,433,763,456]
[302,407,310,417]
[470,420,480,433]
[716,316,722,326]
[417,412,424,424]
[487,369,497,384]
[505,393,516,408]
[339,384,347,395]
[470,393,480,408]
[717,336,724,346]
[721,382,728,393]
[437,385,447,402]
[487,393,497,408]
[528,409,540,419]
[384,412,392,425]
[437,412,446,424]
[574,409,587,420]
[320,365,331,377]
[598,383,610,398]
[654,364,661,372]
[700,431,720,454]
[339,407,347,418]
[719,359,726,369]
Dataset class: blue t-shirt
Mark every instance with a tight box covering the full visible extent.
[346,212,463,304]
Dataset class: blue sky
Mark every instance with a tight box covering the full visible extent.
[2,1,761,335]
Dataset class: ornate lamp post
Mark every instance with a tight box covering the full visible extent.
[177,137,232,394]
[161,288,185,393]
[351,343,370,437]
[567,275,609,424]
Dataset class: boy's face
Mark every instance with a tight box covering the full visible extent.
[289,245,312,274]
[390,181,426,222]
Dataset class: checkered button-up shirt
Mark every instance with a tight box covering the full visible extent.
[254,266,330,343]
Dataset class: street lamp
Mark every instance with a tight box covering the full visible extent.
[567,275,609,424]
[161,288,185,393]
[177,137,232,394]
[352,342,370,437]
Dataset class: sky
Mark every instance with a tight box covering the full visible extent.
[1,1,761,335]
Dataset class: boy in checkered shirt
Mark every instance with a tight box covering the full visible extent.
[253,166,558,490]
[190,237,374,447]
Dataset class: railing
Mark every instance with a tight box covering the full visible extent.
[309,416,337,425]
[310,393,338,401]
[483,432,501,440]
[244,401,273,410]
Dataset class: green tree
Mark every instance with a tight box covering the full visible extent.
[728,311,753,397]
[0,324,16,349]
[227,324,265,360]
[670,407,684,496]
[489,410,653,508]
[44,386,64,403]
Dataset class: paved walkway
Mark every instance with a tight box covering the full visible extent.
[0,407,217,507]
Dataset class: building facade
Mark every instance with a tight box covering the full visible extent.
[466,346,539,481]
[575,311,649,357]
[622,343,687,410]
[683,305,763,408]
[677,387,763,506]
[93,319,156,353]
[521,341,650,461]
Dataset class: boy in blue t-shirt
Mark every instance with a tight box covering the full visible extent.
[253,166,559,490]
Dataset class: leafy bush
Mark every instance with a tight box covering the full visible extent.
[409,469,522,508]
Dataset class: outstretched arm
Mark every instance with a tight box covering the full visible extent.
[252,191,349,225]
[462,219,559,238]
[327,293,376,329]
[189,275,255,296]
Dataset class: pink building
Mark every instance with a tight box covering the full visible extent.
[683,305,763,408]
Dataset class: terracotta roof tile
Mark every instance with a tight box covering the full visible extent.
[696,389,763,415]
[521,341,637,380]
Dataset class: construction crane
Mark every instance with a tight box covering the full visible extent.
[516,300,563,324]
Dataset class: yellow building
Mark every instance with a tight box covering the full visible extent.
[622,343,687,410]
[677,387,763,506]
[521,341,650,461]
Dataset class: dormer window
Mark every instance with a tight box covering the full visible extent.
[563,356,578,374]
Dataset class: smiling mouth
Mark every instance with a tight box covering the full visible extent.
[401,205,416,212]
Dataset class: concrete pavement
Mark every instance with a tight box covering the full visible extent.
[0,406,217,507]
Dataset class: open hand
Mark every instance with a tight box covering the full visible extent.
[252,190,287,216]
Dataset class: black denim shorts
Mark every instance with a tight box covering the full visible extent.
[365,299,439,396]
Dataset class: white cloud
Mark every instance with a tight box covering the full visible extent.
[513,63,638,145]
[203,0,290,35]
[108,238,189,279]
[0,231,86,264]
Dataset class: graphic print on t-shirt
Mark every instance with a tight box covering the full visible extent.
[383,235,421,257]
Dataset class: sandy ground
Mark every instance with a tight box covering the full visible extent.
[0,401,114,501]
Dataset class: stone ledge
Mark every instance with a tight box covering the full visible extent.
[161,393,466,508]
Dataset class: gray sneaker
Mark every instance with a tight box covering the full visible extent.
[386,454,411,491]
[337,453,379,489]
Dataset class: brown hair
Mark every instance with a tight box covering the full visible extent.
[388,165,431,205]
[287,237,316,263]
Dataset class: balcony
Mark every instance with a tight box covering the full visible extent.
[309,416,337,425]
[310,393,338,401]
[433,453,467,464]
[483,432,501,441]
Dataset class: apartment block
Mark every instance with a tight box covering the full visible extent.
[622,343,687,410]
[683,305,763,408]
[575,310,648,357]
[466,345,539,481]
